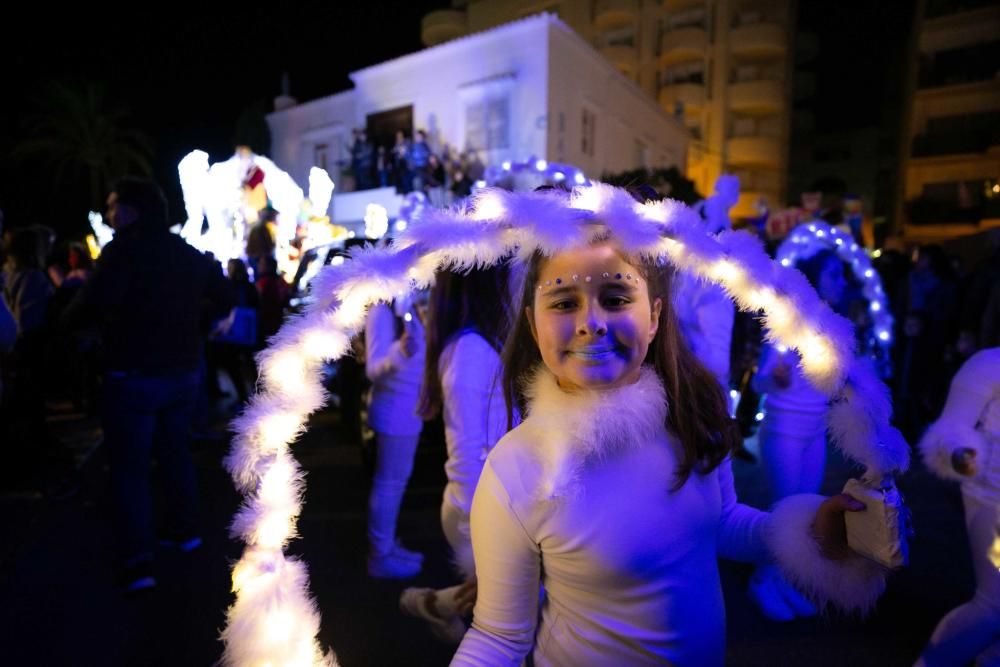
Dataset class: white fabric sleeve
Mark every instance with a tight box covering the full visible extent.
[442,335,504,450]
[364,303,406,383]
[696,287,734,384]
[716,457,771,563]
[451,461,540,667]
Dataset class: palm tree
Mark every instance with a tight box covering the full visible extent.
[12,82,153,209]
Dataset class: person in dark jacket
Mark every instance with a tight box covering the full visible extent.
[63,177,234,593]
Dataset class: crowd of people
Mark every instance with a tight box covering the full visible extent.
[350,128,484,205]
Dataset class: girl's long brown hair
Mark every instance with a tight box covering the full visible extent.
[501,198,738,489]
[417,264,512,420]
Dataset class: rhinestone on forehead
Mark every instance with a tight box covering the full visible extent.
[538,272,645,291]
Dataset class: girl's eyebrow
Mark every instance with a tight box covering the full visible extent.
[540,280,638,298]
[540,285,577,298]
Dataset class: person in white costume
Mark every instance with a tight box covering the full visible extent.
[748,248,849,621]
[451,191,886,666]
[400,265,512,643]
[673,175,739,390]
[916,347,1000,667]
[365,296,426,578]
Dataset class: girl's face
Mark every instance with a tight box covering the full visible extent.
[817,256,847,305]
[527,243,661,391]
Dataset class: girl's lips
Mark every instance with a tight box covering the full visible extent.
[567,346,617,361]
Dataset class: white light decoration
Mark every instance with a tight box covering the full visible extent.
[364,204,389,240]
[474,158,591,192]
[177,149,308,270]
[308,167,335,218]
[221,182,909,666]
[776,219,895,365]
[88,211,114,250]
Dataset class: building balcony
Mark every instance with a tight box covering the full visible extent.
[660,27,708,66]
[727,136,781,168]
[658,82,705,115]
[594,0,638,31]
[600,44,639,72]
[730,22,786,59]
[421,9,467,47]
[729,79,784,115]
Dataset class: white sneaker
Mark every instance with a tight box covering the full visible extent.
[748,568,796,622]
[368,551,421,579]
[772,571,818,617]
[400,587,467,644]
[393,541,424,564]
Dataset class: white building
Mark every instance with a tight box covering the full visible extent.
[266,12,690,223]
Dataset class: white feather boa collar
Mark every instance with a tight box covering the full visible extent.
[522,364,669,500]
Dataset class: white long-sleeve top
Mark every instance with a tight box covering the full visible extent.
[439,331,507,517]
[364,302,425,436]
[920,347,1000,504]
[754,344,829,435]
[674,274,733,388]
[452,367,771,667]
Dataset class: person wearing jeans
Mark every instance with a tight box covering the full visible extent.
[63,177,233,592]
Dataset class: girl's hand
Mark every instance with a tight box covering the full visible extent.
[811,494,865,560]
[951,447,978,476]
[454,579,478,616]
[399,330,418,358]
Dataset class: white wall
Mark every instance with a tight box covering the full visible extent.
[267,13,691,192]
[267,90,356,189]
[547,18,690,177]
[349,14,550,164]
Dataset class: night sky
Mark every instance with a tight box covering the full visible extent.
[0,1,911,241]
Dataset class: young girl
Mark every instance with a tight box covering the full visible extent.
[365,295,426,578]
[400,265,511,643]
[450,210,871,665]
[748,249,848,620]
[917,347,1000,666]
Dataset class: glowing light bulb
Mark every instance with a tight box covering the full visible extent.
[535,159,548,171]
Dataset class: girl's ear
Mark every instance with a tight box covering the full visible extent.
[526,306,538,344]
[648,297,662,342]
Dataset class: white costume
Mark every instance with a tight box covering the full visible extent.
[365,302,425,563]
[917,347,1000,666]
[452,367,885,666]
[438,331,507,576]
[754,344,830,500]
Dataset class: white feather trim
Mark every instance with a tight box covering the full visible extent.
[522,365,668,500]
[765,494,887,615]
[919,419,987,482]
[828,361,910,476]
[220,181,899,664]
[222,550,337,667]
